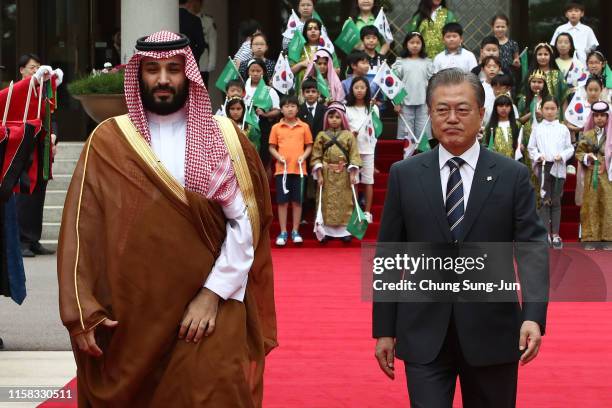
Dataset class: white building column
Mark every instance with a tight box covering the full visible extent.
[121,0,180,63]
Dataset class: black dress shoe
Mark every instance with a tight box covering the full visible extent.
[30,242,55,255]
[0,337,4,350]
[340,235,353,243]
[21,248,36,257]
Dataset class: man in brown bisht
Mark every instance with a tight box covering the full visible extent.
[57,31,277,407]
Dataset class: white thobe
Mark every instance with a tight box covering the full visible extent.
[146,108,253,302]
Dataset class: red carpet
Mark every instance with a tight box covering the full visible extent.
[40,247,612,407]
[40,143,600,406]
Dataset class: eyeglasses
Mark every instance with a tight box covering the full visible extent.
[433,107,474,118]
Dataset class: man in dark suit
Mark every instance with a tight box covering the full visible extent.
[179,0,206,66]
[298,77,325,139]
[373,68,549,407]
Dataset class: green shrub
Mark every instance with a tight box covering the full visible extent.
[68,71,125,95]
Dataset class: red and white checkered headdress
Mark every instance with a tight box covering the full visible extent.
[125,31,237,203]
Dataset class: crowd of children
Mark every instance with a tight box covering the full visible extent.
[214,0,611,249]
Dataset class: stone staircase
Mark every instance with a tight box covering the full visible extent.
[41,142,84,248]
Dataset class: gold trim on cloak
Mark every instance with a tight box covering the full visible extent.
[214,115,261,248]
[114,114,189,205]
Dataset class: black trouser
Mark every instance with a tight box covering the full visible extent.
[404,319,518,408]
[16,180,47,247]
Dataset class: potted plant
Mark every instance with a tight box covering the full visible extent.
[68,67,127,123]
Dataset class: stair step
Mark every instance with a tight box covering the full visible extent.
[42,222,61,241]
[43,206,64,223]
[54,142,86,160]
[45,190,68,206]
[47,174,73,191]
[52,159,78,176]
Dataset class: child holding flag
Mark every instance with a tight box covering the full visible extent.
[353,0,391,55]
[289,18,339,101]
[225,96,261,152]
[304,49,345,102]
[527,97,574,249]
[518,70,550,190]
[554,33,587,92]
[528,43,569,109]
[311,102,361,243]
[392,32,433,141]
[575,101,612,249]
[269,95,313,246]
[565,77,605,137]
[483,94,522,160]
[244,59,281,167]
[346,77,381,223]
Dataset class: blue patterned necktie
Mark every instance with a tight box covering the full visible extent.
[446,157,466,242]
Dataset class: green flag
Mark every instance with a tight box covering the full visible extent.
[335,18,360,54]
[417,133,430,152]
[605,64,612,89]
[315,68,330,99]
[347,203,368,239]
[520,48,529,82]
[391,88,408,106]
[215,58,240,93]
[252,80,273,111]
[247,126,261,152]
[245,106,260,131]
[487,128,496,151]
[372,109,383,138]
[530,96,538,124]
[288,33,306,63]
[313,10,324,25]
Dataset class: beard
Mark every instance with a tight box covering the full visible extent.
[139,78,188,115]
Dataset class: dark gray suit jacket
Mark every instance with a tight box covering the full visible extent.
[373,145,549,366]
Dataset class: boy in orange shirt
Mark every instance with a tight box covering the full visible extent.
[269,95,313,246]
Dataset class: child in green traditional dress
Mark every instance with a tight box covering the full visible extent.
[311,102,361,243]
[483,94,522,160]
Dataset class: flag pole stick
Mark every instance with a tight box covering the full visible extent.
[416,116,431,144]
[229,56,245,83]
[394,103,416,140]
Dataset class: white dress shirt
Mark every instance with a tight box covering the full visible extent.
[433,48,478,74]
[551,22,599,64]
[527,119,574,179]
[146,109,253,302]
[439,141,480,210]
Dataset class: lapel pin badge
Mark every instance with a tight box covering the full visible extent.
[486,176,493,182]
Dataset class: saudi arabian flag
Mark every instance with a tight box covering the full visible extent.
[287,32,306,63]
[313,10,324,25]
[252,80,273,111]
[245,105,260,131]
[372,109,383,138]
[373,61,408,105]
[605,64,612,89]
[315,67,330,99]
[487,128,496,151]
[215,58,241,93]
[335,18,361,54]
[530,96,538,125]
[417,133,430,152]
[520,48,529,82]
